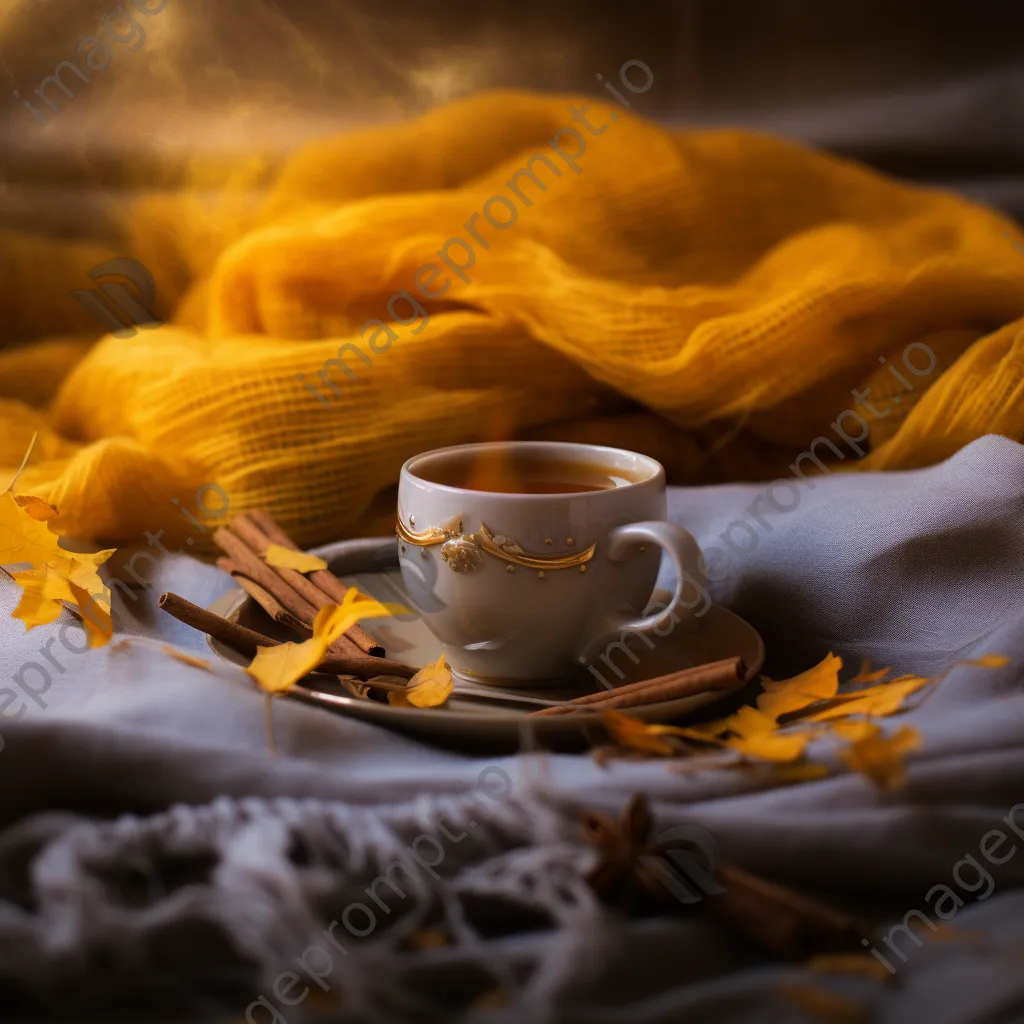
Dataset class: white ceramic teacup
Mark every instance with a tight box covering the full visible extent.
[396,441,708,684]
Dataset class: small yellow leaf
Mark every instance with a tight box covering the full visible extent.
[247,589,407,695]
[264,543,329,574]
[248,638,328,694]
[403,653,453,708]
[808,953,893,981]
[387,690,413,708]
[838,724,920,791]
[163,647,212,670]
[715,706,820,763]
[14,494,59,521]
[758,653,842,719]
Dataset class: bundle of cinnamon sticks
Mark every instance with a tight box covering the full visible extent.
[160,510,416,681]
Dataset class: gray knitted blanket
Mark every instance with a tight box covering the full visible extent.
[1,435,1023,1023]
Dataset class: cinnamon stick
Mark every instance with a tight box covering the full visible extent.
[708,863,867,958]
[530,657,744,717]
[158,592,417,680]
[216,558,309,634]
[213,527,366,665]
[159,591,278,652]
[234,513,384,656]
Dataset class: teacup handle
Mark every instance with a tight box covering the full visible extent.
[575,521,708,667]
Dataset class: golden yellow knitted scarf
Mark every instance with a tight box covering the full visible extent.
[2,91,1023,549]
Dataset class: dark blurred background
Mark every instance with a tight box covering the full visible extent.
[1,0,1022,241]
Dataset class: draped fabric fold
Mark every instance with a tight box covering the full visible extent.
[2,91,1023,548]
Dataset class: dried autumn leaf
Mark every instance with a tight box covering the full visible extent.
[718,706,820,763]
[837,723,920,791]
[163,647,212,670]
[248,590,408,694]
[388,653,453,708]
[14,494,59,521]
[263,543,329,574]
[757,652,842,719]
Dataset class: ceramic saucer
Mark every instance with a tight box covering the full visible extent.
[206,536,764,750]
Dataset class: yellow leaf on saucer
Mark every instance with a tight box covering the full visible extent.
[248,636,332,695]
[247,588,407,695]
[403,653,453,708]
[264,543,329,574]
[837,723,920,791]
[14,494,59,521]
[757,652,842,720]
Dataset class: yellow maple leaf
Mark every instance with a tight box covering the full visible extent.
[14,494,59,521]
[263,543,329,574]
[388,653,453,708]
[248,589,407,694]
[837,723,920,791]
[757,652,842,720]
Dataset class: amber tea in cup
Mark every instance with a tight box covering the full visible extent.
[419,450,644,494]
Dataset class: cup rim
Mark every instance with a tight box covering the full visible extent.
[400,440,665,499]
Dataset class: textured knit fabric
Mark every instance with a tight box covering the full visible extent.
[1,91,1024,550]
[0,436,1021,1021]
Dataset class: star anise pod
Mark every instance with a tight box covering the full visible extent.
[582,794,698,908]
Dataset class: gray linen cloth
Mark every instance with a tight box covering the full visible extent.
[0,434,1022,1023]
